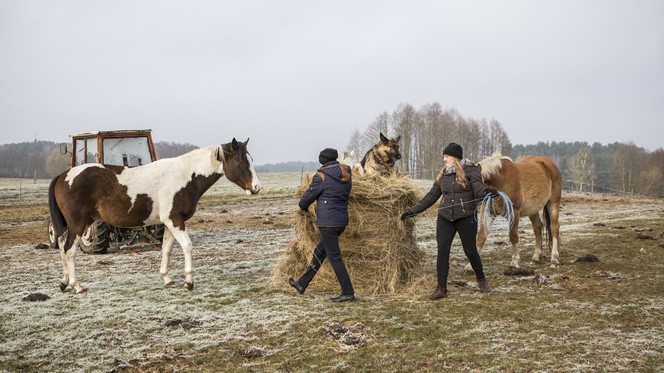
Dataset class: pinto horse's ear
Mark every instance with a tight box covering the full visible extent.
[380,132,388,144]
[243,138,249,145]
[231,138,238,151]
[395,135,401,142]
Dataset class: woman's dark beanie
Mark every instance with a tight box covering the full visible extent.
[319,148,338,164]
[443,143,463,159]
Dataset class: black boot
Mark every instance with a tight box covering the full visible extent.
[427,285,448,300]
[288,278,305,294]
[330,294,355,302]
[477,278,491,293]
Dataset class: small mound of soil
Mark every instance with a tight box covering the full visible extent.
[576,254,599,262]
[164,318,202,330]
[22,293,50,302]
[503,267,534,276]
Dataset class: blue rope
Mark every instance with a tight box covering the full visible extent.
[477,191,515,231]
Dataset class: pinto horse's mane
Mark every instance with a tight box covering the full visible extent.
[478,153,514,180]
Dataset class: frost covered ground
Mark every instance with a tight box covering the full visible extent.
[0,174,662,372]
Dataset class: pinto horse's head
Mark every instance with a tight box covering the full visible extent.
[222,138,261,195]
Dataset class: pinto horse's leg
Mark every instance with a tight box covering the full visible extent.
[60,233,87,294]
[529,213,544,264]
[58,235,69,291]
[167,225,195,291]
[509,217,521,268]
[160,228,176,287]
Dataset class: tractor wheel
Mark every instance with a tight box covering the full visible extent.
[47,219,57,248]
[79,221,111,254]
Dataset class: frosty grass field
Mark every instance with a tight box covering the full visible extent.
[0,173,662,372]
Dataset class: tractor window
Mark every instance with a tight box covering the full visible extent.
[102,136,153,167]
[74,139,86,165]
[86,138,98,163]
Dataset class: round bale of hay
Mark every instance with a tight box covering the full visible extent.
[272,172,424,294]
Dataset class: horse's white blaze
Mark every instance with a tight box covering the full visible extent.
[246,152,261,194]
[65,164,104,187]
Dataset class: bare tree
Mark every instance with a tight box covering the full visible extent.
[45,148,71,177]
[360,111,390,154]
[391,103,417,173]
[345,128,362,160]
[568,147,596,191]
[613,142,646,194]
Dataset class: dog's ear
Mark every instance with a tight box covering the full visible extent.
[394,135,401,142]
[380,132,388,144]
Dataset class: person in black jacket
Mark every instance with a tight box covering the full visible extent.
[288,148,355,302]
[401,143,498,300]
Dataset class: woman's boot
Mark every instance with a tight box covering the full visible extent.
[427,284,448,300]
[477,278,491,293]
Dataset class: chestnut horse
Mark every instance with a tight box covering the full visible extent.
[49,138,260,293]
[465,154,562,271]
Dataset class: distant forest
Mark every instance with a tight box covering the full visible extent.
[1,107,662,198]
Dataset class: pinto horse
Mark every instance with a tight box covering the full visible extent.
[465,154,562,271]
[49,138,260,293]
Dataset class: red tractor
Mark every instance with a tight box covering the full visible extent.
[47,129,164,253]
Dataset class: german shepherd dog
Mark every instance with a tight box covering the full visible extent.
[355,133,402,176]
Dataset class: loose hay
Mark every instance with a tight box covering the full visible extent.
[272,173,423,294]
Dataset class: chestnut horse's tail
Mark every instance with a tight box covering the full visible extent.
[543,205,553,250]
[49,176,66,239]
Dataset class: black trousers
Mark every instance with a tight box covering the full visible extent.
[297,226,355,295]
[436,215,486,286]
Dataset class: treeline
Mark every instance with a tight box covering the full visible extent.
[255,161,319,173]
[349,102,663,198]
[0,141,199,179]
[512,141,664,197]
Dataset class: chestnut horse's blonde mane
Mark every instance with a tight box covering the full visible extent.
[478,153,513,180]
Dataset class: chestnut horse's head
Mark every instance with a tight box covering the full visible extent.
[221,138,261,195]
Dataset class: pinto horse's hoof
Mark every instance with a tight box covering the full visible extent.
[184,282,194,291]
[75,288,88,294]
[59,282,68,292]
[164,281,177,288]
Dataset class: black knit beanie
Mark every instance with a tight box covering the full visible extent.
[443,142,463,159]
[319,148,338,164]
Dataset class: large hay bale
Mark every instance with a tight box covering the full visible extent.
[272,172,424,294]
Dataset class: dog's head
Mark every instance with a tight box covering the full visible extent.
[375,133,401,165]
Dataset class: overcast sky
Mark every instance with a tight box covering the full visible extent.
[1,1,663,164]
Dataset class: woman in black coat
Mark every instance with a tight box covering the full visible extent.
[401,143,497,300]
[288,148,355,302]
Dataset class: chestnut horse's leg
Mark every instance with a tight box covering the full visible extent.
[159,228,176,287]
[464,207,492,275]
[529,212,544,264]
[546,202,561,267]
[509,216,521,268]
[166,225,194,291]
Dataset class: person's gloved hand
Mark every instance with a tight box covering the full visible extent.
[483,188,499,198]
[400,210,417,220]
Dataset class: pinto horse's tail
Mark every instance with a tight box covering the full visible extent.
[49,176,67,239]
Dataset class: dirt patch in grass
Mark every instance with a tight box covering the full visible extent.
[0,178,662,371]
